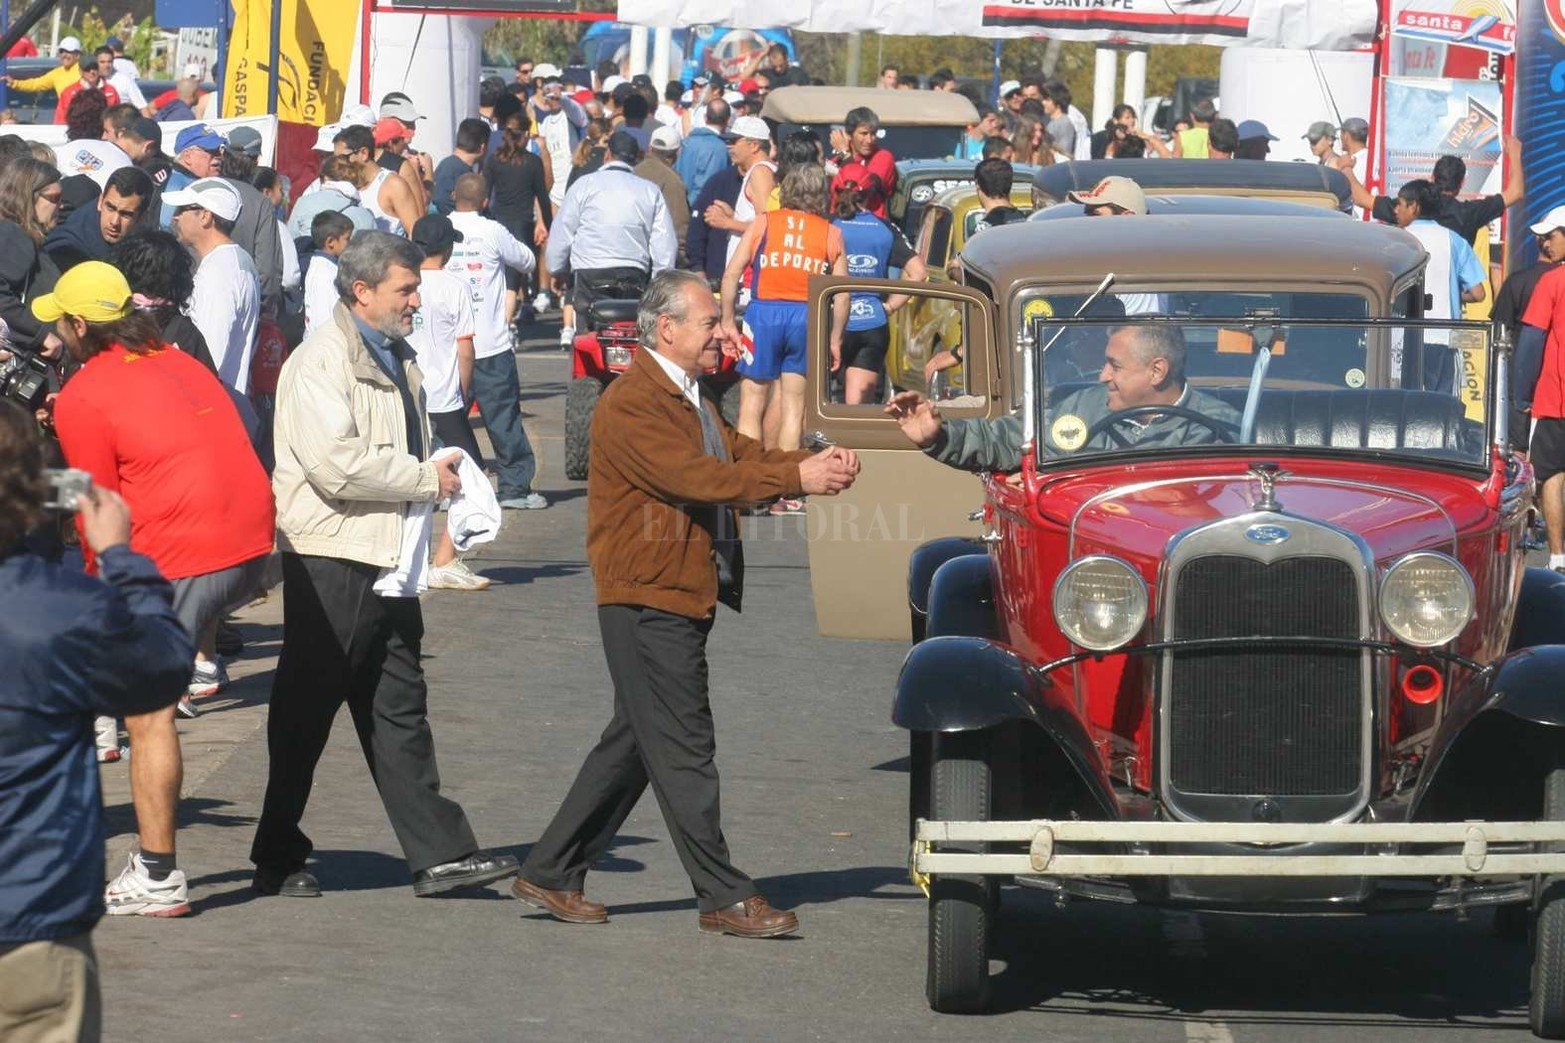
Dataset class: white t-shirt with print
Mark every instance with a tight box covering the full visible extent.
[406,268,476,414]
[444,210,536,360]
[303,254,339,338]
[57,139,131,189]
[188,242,260,395]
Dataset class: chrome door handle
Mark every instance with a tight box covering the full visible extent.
[980,530,1003,544]
[968,508,985,522]
[805,430,837,450]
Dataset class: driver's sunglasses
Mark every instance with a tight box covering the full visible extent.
[1086,203,1129,216]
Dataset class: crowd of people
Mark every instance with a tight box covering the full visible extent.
[4,36,1562,1041]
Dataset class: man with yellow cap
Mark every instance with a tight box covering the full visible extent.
[45,261,275,917]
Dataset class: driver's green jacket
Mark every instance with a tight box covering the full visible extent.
[925,383,1242,473]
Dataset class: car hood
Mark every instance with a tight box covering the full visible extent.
[1047,465,1460,570]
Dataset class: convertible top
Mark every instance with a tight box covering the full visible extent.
[1030,195,1352,221]
[1033,159,1353,212]
[761,86,979,126]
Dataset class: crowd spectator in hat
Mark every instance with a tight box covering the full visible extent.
[1303,121,1338,164]
[167,178,260,395]
[379,92,435,200]
[830,107,895,220]
[51,47,119,125]
[373,115,429,214]
[1235,120,1278,160]
[0,399,192,1036]
[45,165,151,271]
[218,125,285,316]
[1345,135,1524,248]
[637,125,690,262]
[286,154,375,239]
[334,124,421,236]
[159,122,223,225]
[0,158,64,357]
[113,227,218,373]
[448,173,548,508]
[701,115,774,267]
[3,35,83,105]
[47,258,273,914]
[434,117,489,215]
[1493,205,1565,452]
[675,96,730,207]
[535,75,588,211]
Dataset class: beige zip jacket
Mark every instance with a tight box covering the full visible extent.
[272,301,441,568]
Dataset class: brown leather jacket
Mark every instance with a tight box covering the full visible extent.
[589,349,809,619]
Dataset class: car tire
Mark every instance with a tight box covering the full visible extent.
[926,729,992,1014]
[564,377,601,481]
[1530,768,1565,1037]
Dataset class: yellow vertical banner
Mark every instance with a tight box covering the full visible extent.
[224,0,362,126]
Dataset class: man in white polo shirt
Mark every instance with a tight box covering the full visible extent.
[446,172,545,510]
[165,178,260,396]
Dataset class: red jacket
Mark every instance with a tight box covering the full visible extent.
[54,80,119,124]
[832,147,898,219]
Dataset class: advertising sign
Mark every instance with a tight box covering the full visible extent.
[225,0,361,126]
[1509,0,1565,273]
[579,22,795,87]
[980,0,1252,43]
[1389,0,1517,55]
[1382,77,1503,196]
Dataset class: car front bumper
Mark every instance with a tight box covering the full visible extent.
[912,818,1565,879]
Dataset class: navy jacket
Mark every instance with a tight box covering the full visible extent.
[0,544,192,942]
[674,127,731,207]
[686,163,742,286]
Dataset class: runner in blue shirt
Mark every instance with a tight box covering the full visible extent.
[831,180,927,403]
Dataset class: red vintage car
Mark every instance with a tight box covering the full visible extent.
[801,215,1565,1035]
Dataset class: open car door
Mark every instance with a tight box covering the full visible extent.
[803,275,1003,640]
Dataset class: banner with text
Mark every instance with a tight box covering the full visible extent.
[225,0,361,126]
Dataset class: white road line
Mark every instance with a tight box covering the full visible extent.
[1162,911,1237,1043]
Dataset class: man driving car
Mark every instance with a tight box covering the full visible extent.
[890,324,1240,471]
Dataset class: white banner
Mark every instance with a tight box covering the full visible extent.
[616,0,1376,47]
[4,115,280,167]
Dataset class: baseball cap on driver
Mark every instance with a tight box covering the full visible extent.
[1067,175,1148,216]
[1530,206,1565,236]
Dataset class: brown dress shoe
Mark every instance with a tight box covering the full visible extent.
[698,895,799,938]
[511,876,609,924]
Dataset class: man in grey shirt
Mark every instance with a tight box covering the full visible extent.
[1041,82,1077,157]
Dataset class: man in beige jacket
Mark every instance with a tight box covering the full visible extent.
[250,231,518,898]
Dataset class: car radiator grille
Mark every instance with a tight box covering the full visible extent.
[1166,555,1362,798]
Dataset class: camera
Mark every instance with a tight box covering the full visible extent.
[45,468,92,512]
[0,348,50,413]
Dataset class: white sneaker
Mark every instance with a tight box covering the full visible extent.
[427,560,492,591]
[500,493,548,510]
[188,659,228,698]
[104,852,191,917]
[559,325,576,348]
[532,291,551,313]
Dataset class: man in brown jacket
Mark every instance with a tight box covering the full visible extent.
[512,269,858,938]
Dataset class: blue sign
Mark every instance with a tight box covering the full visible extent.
[1510,1,1565,272]
[155,0,225,28]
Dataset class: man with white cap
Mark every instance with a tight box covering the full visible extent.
[1492,206,1565,457]
[533,75,588,211]
[166,178,261,396]
[53,47,119,124]
[3,36,84,102]
[1516,212,1565,571]
[636,125,691,259]
[706,114,774,266]
[379,92,434,205]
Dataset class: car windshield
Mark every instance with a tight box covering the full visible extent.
[1019,294,1492,470]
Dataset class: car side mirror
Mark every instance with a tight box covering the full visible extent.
[1424,293,1435,312]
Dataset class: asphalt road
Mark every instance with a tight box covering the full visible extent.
[94,326,1536,1042]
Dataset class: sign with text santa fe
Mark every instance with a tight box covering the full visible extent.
[1389,0,1516,56]
[617,0,1374,45]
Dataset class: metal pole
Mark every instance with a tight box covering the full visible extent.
[1123,47,1147,112]
[845,31,861,87]
[650,25,671,88]
[628,24,648,78]
[991,37,1000,104]
[0,0,12,113]
[1092,46,1116,128]
[266,0,282,116]
[0,0,63,66]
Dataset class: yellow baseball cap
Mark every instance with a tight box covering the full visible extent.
[31,261,133,324]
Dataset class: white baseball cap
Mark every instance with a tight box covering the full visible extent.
[999,79,1021,97]
[312,122,343,152]
[1531,206,1565,236]
[181,61,203,79]
[58,36,81,53]
[722,115,771,143]
[163,177,243,222]
[601,74,626,94]
[340,104,376,128]
[379,93,423,122]
[650,125,682,152]
[533,62,561,79]
[723,89,744,105]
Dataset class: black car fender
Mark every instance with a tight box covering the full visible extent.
[926,553,998,641]
[907,537,984,640]
[1508,567,1565,651]
[893,636,1117,818]
[1413,645,1565,823]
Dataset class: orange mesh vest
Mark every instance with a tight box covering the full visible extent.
[747,210,836,302]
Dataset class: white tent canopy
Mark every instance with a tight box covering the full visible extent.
[615,0,1377,49]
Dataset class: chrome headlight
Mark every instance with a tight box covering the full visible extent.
[604,345,635,369]
[1379,552,1474,648]
[1053,555,1148,651]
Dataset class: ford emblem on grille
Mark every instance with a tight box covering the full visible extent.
[1245,524,1291,545]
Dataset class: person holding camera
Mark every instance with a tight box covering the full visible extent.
[0,401,193,1039]
[44,261,275,917]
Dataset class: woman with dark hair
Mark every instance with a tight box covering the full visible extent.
[483,108,552,325]
[831,181,926,404]
[0,156,62,353]
[109,228,217,373]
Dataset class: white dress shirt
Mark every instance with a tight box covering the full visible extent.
[645,346,701,409]
[544,160,678,276]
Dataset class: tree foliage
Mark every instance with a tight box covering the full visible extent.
[481,0,612,67]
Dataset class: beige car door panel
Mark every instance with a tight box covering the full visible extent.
[805,275,1003,640]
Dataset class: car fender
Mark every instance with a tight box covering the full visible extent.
[572,333,607,381]
[1413,645,1565,823]
[908,537,984,620]
[926,553,998,641]
[893,636,1117,818]
[1508,567,1565,651]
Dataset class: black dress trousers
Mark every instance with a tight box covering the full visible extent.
[520,604,757,913]
[250,553,479,875]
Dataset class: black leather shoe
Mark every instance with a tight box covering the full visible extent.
[252,865,321,897]
[413,851,519,897]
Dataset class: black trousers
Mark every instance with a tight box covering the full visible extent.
[250,553,479,875]
[429,408,486,470]
[521,605,756,912]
